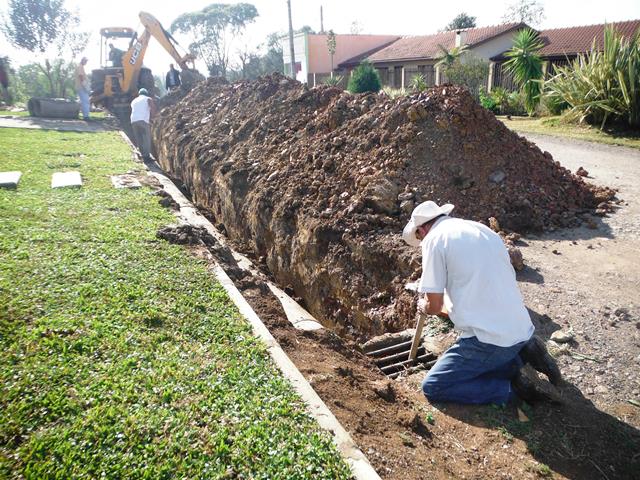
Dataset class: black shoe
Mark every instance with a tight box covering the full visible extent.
[519,335,562,385]
[511,370,562,404]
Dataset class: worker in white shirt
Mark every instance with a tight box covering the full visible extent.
[75,57,90,120]
[402,201,562,404]
[130,88,157,160]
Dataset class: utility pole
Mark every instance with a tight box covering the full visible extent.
[287,0,296,79]
[320,6,324,34]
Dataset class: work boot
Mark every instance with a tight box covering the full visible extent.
[519,335,562,385]
[511,369,563,404]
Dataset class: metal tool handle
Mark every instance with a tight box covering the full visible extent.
[408,312,427,362]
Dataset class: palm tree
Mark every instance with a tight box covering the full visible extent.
[504,28,544,115]
[435,44,469,68]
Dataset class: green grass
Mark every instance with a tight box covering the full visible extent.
[499,115,640,149]
[0,128,351,479]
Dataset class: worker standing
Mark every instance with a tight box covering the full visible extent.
[130,88,156,161]
[75,57,90,120]
[0,57,11,105]
[165,64,181,91]
[402,201,562,405]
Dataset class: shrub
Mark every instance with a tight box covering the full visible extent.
[479,87,498,112]
[539,93,568,116]
[381,86,405,99]
[442,54,489,97]
[347,61,382,94]
[544,25,640,128]
[409,73,428,92]
[323,75,344,87]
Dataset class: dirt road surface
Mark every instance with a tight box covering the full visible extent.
[516,133,639,416]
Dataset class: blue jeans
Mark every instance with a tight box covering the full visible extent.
[422,336,526,405]
[78,88,90,119]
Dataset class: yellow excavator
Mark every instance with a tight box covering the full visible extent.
[91,11,202,123]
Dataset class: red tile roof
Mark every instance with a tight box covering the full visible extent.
[537,19,640,57]
[361,23,526,63]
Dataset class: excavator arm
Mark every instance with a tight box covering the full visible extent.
[120,11,195,94]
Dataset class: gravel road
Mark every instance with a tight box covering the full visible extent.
[515,133,640,422]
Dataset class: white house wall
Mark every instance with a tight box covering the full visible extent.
[470,32,518,60]
[282,33,309,83]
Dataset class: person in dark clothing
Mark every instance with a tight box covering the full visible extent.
[165,64,181,91]
[108,43,125,67]
[0,57,11,104]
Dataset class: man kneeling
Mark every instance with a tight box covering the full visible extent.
[402,201,561,404]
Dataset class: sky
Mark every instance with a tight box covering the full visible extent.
[2,0,640,78]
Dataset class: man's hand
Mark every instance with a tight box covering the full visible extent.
[418,293,445,316]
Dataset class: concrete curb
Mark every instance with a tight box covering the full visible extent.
[118,132,380,480]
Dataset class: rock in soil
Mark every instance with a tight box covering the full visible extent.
[550,329,575,343]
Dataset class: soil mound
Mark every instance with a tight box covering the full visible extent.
[153,73,615,339]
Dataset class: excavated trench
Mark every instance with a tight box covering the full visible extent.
[152,74,615,342]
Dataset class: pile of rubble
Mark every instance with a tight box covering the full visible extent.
[152,73,615,339]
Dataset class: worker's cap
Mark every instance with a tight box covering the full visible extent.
[138,88,149,96]
[402,201,454,247]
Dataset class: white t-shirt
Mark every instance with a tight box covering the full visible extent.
[418,216,534,347]
[130,95,151,123]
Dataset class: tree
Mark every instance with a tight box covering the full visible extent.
[435,44,469,68]
[262,32,285,74]
[326,29,336,74]
[502,0,545,27]
[1,0,89,98]
[347,61,381,93]
[445,13,476,31]
[504,28,544,115]
[441,54,489,96]
[171,3,258,78]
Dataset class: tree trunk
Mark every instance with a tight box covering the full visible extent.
[38,60,55,98]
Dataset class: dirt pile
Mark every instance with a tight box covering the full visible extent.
[152,73,615,339]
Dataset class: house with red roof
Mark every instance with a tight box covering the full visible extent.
[335,19,640,91]
[339,23,526,89]
[491,19,640,89]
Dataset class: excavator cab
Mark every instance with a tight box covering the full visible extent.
[98,27,135,68]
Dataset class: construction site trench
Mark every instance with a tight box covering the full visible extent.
[153,74,614,341]
[145,74,640,479]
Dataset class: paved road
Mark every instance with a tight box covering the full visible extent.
[0,115,111,133]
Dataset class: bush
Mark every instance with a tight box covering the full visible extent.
[409,73,428,92]
[544,25,640,127]
[479,87,498,112]
[478,86,527,116]
[347,61,381,94]
[381,86,405,99]
[442,54,489,97]
[539,93,568,116]
[323,75,344,87]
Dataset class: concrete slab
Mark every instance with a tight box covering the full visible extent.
[0,171,22,189]
[52,171,82,188]
[111,174,142,189]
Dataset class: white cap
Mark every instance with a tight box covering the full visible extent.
[402,201,454,247]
